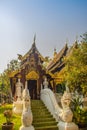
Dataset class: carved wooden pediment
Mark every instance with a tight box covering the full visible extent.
[26,71,39,80]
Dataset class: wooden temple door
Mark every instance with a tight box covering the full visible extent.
[26,71,39,99]
[27,80,37,99]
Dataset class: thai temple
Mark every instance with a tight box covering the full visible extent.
[8,36,69,99]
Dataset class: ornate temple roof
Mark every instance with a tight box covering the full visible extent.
[46,44,68,73]
[25,37,44,59]
[20,36,45,68]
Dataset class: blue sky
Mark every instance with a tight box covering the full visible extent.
[0,0,87,73]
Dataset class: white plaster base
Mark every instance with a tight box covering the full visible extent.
[19,125,34,130]
[13,101,23,115]
[58,121,79,130]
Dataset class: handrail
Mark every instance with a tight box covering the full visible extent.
[40,88,62,121]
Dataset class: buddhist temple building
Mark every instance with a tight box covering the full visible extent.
[9,37,69,99]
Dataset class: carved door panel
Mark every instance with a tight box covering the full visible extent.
[28,80,37,99]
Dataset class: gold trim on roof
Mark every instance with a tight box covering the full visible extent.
[8,70,19,78]
[26,71,39,80]
[54,68,65,84]
[47,44,68,71]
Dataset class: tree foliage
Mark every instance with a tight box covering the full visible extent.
[64,41,87,95]
[80,32,87,43]
[0,59,20,97]
[0,71,10,93]
[7,59,20,72]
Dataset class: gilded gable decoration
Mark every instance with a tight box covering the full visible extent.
[26,71,39,80]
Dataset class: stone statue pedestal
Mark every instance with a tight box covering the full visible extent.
[13,100,23,115]
[19,125,34,130]
[58,121,79,130]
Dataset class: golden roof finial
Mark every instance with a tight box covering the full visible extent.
[54,47,57,58]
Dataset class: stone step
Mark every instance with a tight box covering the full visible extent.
[33,117,56,123]
[33,121,57,127]
[31,100,44,104]
[35,125,58,130]
[32,106,47,109]
[31,103,45,106]
[32,110,50,115]
[33,114,53,118]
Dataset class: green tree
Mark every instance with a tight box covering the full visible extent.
[64,41,87,95]
[0,59,20,100]
[0,71,10,94]
[7,59,20,72]
[80,32,87,43]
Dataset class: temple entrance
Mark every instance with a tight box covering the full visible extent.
[27,80,37,99]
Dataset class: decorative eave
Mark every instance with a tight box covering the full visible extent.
[54,68,65,84]
[49,61,65,74]
[54,67,65,78]
[8,70,19,78]
[47,44,68,72]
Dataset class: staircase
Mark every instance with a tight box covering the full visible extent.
[31,100,58,130]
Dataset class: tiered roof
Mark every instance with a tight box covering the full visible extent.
[47,44,68,73]
[20,36,45,69]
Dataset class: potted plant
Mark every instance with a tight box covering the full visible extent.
[2,109,14,130]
